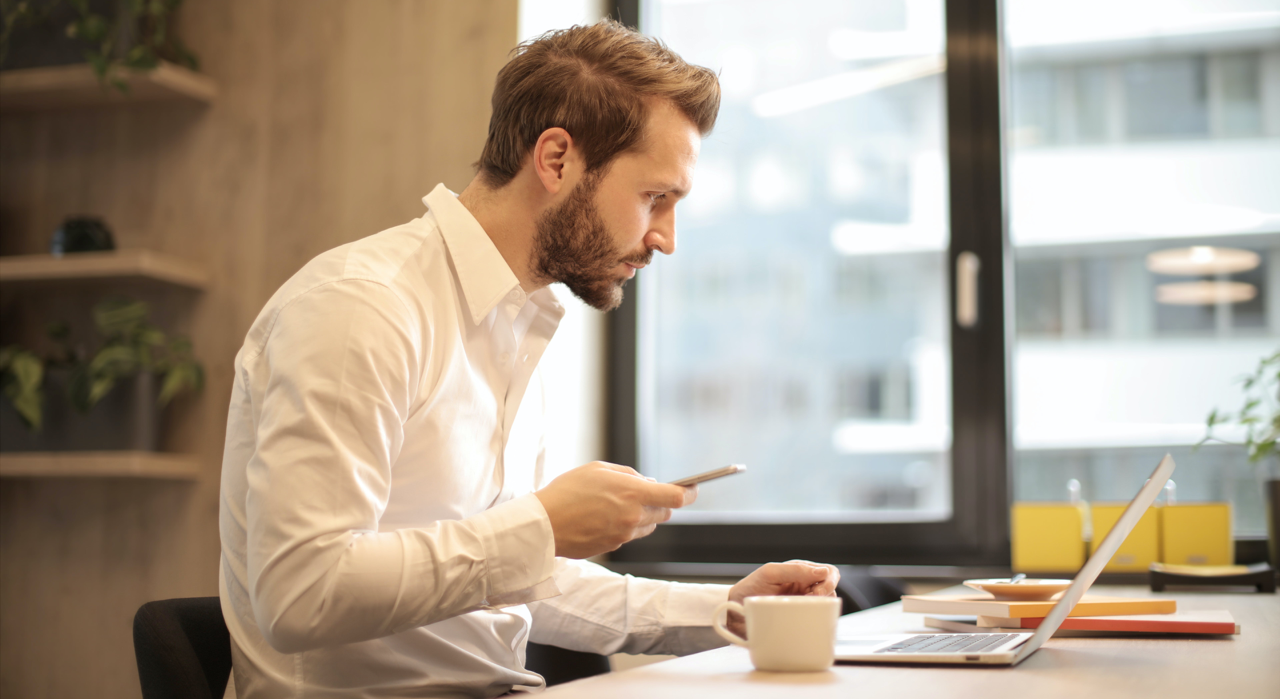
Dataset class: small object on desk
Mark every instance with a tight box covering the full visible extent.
[963,578,1071,601]
[1149,562,1276,593]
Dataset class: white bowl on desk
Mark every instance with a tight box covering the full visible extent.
[963,578,1072,601]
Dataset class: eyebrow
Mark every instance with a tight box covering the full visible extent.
[655,183,690,199]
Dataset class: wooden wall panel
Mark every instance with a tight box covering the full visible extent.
[0,2,518,697]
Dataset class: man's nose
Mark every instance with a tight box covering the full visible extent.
[646,208,677,256]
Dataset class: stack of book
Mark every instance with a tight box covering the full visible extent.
[902,594,1239,636]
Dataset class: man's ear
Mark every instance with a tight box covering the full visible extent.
[532,127,575,195]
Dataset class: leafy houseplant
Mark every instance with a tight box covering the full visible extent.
[0,0,198,92]
[69,297,204,411]
[1200,350,1280,567]
[0,297,203,438]
[65,0,198,92]
[1200,351,1280,473]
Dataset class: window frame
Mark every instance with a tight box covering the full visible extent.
[604,0,1013,566]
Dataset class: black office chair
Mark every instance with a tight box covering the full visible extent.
[133,597,233,699]
[526,642,612,686]
[132,596,607,692]
[834,566,908,613]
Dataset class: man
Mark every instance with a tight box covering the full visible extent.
[219,20,839,698]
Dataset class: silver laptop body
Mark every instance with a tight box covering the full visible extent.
[834,454,1176,666]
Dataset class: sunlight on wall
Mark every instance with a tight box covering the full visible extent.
[520,1,610,477]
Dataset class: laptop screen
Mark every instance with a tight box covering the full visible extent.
[1014,454,1176,661]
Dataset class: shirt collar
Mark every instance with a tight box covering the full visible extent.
[424,183,525,325]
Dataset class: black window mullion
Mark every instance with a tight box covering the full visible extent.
[945,0,1012,565]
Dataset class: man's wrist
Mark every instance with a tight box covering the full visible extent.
[470,493,558,600]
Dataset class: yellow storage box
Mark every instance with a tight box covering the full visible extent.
[1091,503,1159,572]
[1160,503,1233,566]
[1011,502,1087,573]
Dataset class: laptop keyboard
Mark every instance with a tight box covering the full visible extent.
[875,634,1016,654]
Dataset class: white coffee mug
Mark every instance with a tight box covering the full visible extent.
[712,595,841,672]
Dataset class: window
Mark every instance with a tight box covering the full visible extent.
[1005,0,1279,537]
[609,0,1278,564]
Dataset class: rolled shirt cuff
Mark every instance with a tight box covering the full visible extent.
[661,582,733,656]
[471,492,561,607]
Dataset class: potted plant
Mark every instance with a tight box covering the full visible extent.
[1,0,199,92]
[1199,350,1280,568]
[0,297,203,452]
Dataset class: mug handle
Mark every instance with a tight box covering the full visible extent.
[712,601,748,647]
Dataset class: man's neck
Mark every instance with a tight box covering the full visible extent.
[457,175,545,292]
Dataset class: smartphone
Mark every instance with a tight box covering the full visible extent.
[667,464,746,487]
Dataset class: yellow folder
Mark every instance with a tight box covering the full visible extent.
[1091,503,1159,572]
[1011,502,1087,573]
[1160,503,1233,566]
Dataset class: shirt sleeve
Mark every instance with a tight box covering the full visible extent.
[240,280,558,654]
[526,558,731,657]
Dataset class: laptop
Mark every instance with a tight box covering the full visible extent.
[834,453,1176,666]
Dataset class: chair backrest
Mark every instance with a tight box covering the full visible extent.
[835,566,907,613]
[133,597,232,699]
[525,641,612,686]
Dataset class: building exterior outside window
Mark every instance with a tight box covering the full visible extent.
[635,0,1278,537]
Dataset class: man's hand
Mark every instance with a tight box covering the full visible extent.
[534,462,696,559]
[725,561,841,639]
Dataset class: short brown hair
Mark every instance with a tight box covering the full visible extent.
[477,20,721,188]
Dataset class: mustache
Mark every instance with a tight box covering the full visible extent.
[623,249,654,267]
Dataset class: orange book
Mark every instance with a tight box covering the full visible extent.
[901,594,1176,618]
[925,610,1237,635]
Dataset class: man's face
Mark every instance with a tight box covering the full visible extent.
[532,101,701,311]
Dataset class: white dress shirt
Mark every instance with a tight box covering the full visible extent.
[218,184,729,698]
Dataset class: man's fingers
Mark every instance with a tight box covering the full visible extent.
[681,484,698,506]
[631,522,658,540]
[637,505,673,527]
[602,462,642,477]
[763,561,826,583]
[633,481,690,509]
[807,568,840,596]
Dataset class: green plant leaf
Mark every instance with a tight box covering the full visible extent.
[88,344,140,375]
[94,298,150,337]
[158,364,193,406]
[1206,408,1221,427]
[69,356,121,412]
[74,13,107,43]
[1250,440,1275,463]
[0,349,43,430]
[138,327,165,347]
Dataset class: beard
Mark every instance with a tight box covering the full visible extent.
[532,173,651,311]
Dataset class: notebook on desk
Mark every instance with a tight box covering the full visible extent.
[834,453,1176,666]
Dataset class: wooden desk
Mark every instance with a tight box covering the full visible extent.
[539,587,1280,698]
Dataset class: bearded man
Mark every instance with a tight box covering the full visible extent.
[218,20,839,698]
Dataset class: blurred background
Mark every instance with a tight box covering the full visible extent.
[1,0,1276,697]
[639,0,1278,531]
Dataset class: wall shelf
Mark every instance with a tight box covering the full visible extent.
[0,250,209,290]
[0,451,200,480]
[0,61,217,112]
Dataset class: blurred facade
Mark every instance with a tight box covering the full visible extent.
[639,0,1279,533]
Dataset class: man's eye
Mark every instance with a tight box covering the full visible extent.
[649,193,667,205]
